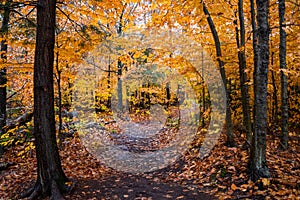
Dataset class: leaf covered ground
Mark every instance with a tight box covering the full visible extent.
[0,125,299,200]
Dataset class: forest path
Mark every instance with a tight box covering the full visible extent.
[66,169,215,200]
[63,132,216,200]
[1,134,215,200]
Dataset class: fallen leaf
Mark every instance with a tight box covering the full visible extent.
[231,183,238,191]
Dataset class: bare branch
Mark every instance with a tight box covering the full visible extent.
[6,80,29,100]
[86,58,118,74]
[56,5,89,40]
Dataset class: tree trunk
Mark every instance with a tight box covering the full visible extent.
[236,0,252,146]
[66,64,73,110]
[166,82,171,107]
[249,0,271,181]
[278,0,289,150]
[21,0,70,199]
[270,52,279,124]
[0,0,11,157]
[107,63,111,108]
[117,60,123,112]
[201,50,206,127]
[250,0,258,128]
[55,51,63,149]
[203,3,235,147]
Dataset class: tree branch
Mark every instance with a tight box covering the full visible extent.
[86,58,118,74]
[6,80,28,101]
[56,5,89,40]
[3,110,33,133]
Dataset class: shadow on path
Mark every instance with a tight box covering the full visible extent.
[67,173,215,200]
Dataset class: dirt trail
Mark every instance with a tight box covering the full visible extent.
[66,169,216,200]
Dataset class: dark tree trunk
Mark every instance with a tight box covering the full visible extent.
[117,60,123,112]
[236,0,252,146]
[21,0,69,199]
[249,0,271,181]
[146,83,151,108]
[270,52,279,124]
[0,0,11,156]
[107,63,111,108]
[55,51,63,149]
[278,0,289,150]
[166,82,171,107]
[250,0,258,125]
[201,50,206,126]
[203,3,235,147]
[116,7,125,113]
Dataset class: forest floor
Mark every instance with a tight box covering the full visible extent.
[0,124,299,199]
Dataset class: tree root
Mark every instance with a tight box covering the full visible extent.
[224,140,236,147]
[50,181,65,200]
[0,162,15,171]
[277,141,288,151]
[250,166,271,182]
[20,179,75,200]
[20,182,41,200]
[241,140,250,150]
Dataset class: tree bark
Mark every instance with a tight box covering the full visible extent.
[21,0,70,199]
[249,0,271,181]
[203,3,235,147]
[117,60,123,112]
[250,0,257,127]
[166,82,171,107]
[55,51,63,149]
[107,63,111,108]
[278,0,289,150]
[201,50,206,126]
[0,0,11,156]
[270,52,279,124]
[236,0,252,146]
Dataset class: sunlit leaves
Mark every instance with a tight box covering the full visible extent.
[0,0,299,199]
